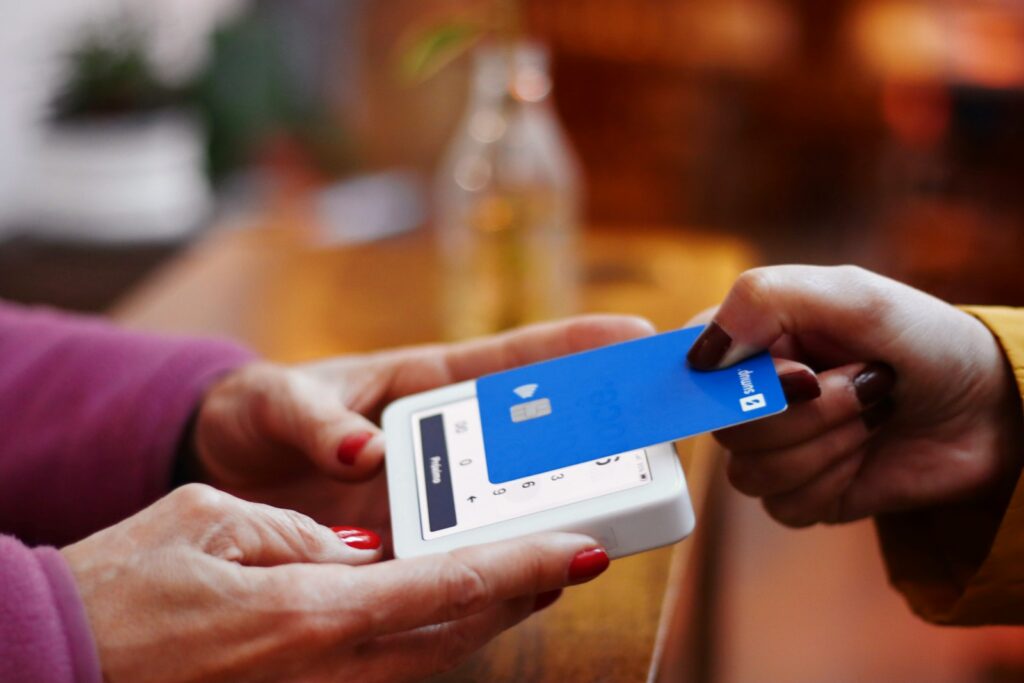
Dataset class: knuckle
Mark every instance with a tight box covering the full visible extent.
[441,554,493,619]
[170,483,228,517]
[835,265,892,325]
[732,268,775,310]
[279,509,331,557]
[835,264,871,282]
[246,366,292,422]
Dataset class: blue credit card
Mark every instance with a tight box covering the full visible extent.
[476,325,787,484]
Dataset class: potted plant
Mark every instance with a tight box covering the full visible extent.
[19,21,212,243]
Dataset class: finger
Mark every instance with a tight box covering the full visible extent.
[762,449,866,528]
[347,596,538,682]
[442,315,657,381]
[313,407,385,480]
[714,362,870,454]
[772,357,820,401]
[687,318,804,362]
[262,370,385,481]
[686,265,899,370]
[227,500,382,566]
[277,533,606,641]
[371,315,657,401]
[359,533,605,636]
[170,485,382,566]
[726,416,873,498]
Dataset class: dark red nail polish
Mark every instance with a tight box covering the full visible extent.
[687,321,733,371]
[853,363,896,407]
[330,526,381,550]
[779,370,821,404]
[337,431,374,466]
[533,589,563,613]
[568,547,610,584]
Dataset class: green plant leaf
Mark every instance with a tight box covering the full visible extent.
[397,21,484,85]
[54,22,182,120]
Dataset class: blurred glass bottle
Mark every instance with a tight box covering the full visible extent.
[436,42,582,340]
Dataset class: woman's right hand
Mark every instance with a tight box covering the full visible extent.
[62,484,608,683]
[686,265,1024,527]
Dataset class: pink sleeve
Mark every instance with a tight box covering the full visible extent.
[0,302,256,683]
[0,300,256,546]
[0,536,101,683]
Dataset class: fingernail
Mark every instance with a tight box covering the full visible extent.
[337,431,374,466]
[853,363,897,407]
[862,398,894,430]
[330,526,381,550]
[687,322,733,370]
[568,547,610,584]
[779,370,821,404]
[533,589,563,613]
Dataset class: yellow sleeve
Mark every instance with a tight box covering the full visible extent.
[876,306,1024,624]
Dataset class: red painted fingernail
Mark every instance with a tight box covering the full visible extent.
[330,526,381,550]
[687,321,733,371]
[779,370,821,404]
[533,589,563,613]
[337,431,374,466]
[568,547,610,584]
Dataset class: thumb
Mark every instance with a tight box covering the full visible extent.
[174,485,382,566]
[263,370,385,482]
[686,265,890,370]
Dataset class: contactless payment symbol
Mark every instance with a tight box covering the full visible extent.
[739,393,767,412]
[510,384,552,423]
[513,384,539,399]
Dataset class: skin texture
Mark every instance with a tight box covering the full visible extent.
[62,315,655,683]
[63,485,604,683]
[690,265,1024,528]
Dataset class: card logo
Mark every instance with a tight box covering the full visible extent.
[739,393,767,412]
[510,385,552,423]
[737,368,766,412]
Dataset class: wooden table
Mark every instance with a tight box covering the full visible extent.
[113,213,754,682]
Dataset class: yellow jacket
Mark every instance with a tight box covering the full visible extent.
[877,306,1024,625]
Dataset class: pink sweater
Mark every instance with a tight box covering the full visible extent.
[0,301,255,683]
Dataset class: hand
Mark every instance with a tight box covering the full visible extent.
[63,484,610,683]
[190,316,656,531]
[686,265,1023,527]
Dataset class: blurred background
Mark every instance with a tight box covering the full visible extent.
[2,1,1023,681]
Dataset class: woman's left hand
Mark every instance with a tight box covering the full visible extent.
[190,315,655,532]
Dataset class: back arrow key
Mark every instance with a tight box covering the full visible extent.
[467,496,478,503]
